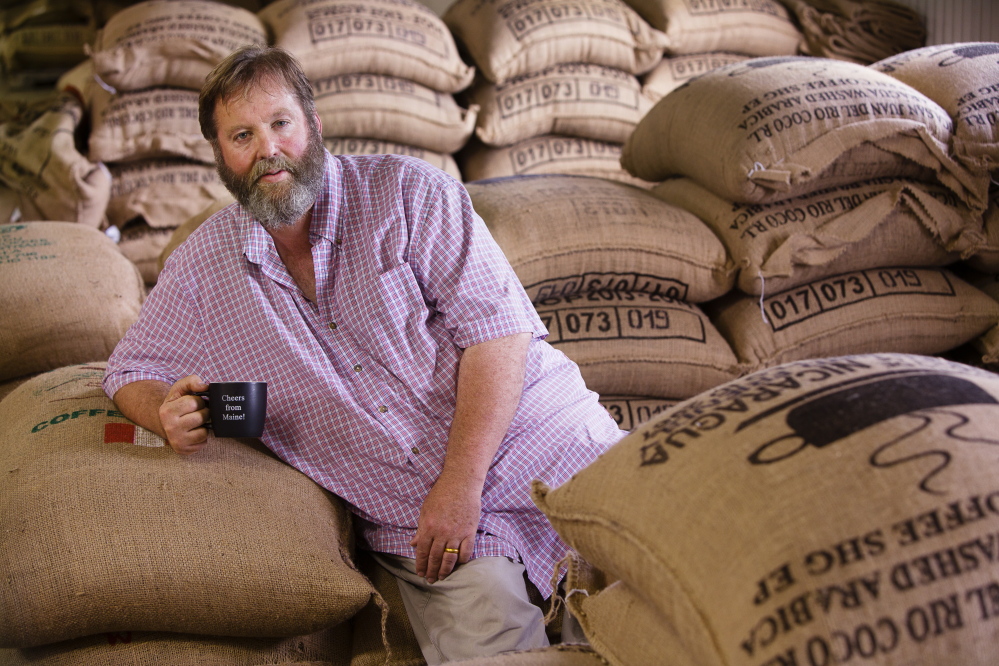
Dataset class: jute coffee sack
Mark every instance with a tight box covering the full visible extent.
[4,624,352,665]
[159,194,234,272]
[324,137,461,180]
[534,291,740,399]
[620,0,801,57]
[470,63,653,147]
[0,23,94,73]
[313,73,477,154]
[652,176,984,296]
[622,56,986,211]
[709,266,999,370]
[118,219,178,285]
[0,375,34,404]
[89,0,267,92]
[0,223,144,383]
[641,51,749,103]
[0,364,374,648]
[460,135,654,189]
[966,186,999,273]
[106,158,230,230]
[465,174,735,304]
[441,645,606,665]
[89,86,214,164]
[443,0,668,85]
[260,0,473,94]
[534,352,999,666]
[348,551,424,666]
[872,42,999,175]
[0,94,111,229]
[599,394,678,431]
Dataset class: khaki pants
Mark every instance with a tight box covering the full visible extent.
[371,553,550,664]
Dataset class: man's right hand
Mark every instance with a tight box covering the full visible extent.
[158,375,211,454]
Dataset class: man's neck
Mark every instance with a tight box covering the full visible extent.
[266,208,318,303]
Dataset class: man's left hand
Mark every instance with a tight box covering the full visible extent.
[411,473,481,583]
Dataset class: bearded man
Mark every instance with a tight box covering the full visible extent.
[103,46,623,663]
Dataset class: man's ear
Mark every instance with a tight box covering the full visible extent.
[314,111,322,136]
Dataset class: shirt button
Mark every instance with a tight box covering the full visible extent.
[328,322,337,330]
[353,364,362,372]
[411,447,420,455]
[378,406,388,413]
[335,238,343,246]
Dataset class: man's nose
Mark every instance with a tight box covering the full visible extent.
[255,131,280,160]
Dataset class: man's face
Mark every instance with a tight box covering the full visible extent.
[212,80,325,230]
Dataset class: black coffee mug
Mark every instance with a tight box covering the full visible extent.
[196,382,267,437]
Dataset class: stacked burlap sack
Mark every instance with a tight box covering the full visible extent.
[534,351,999,666]
[259,0,476,181]
[0,0,94,89]
[622,54,999,372]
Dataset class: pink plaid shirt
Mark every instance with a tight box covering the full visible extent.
[104,153,623,595]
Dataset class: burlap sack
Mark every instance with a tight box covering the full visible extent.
[0,363,374,648]
[708,266,999,370]
[89,0,268,92]
[260,0,474,94]
[459,135,654,189]
[443,645,606,665]
[470,63,653,147]
[534,352,999,666]
[620,0,801,56]
[0,23,93,72]
[535,291,740,399]
[0,375,33,403]
[622,56,987,211]
[872,42,999,175]
[106,158,230,229]
[465,174,734,304]
[118,219,177,285]
[967,186,999,272]
[0,94,111,228]
[443,0,668,85]
[598,394,677,431]
[652,176,984,296]
[349,551,425,666]
[324,138,461,181]
[0,223,144,383]
[3,624,352,665]
[159,194,235,272]
[89,86,214,164]
[313,73,477,154]
[0,0,92,32]
[641,51,749,103]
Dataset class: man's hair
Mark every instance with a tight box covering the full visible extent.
[199,45,317,143]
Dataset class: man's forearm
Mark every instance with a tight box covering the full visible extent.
[112,379,172,439]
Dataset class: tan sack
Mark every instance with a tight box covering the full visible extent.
[599,395,678,431]
[89,86,214,164]
[0,364,374,648]
[0,94,111,229]
[443,0,668,84]
[106,158,230,230]
[460,135,654,189]
[641,51,749,102]
[622,56,987,211]
[260,0,474,94]
[0,23,93,72]
[4,624,351,666]
[438,645,606,665]
[159,194,235,272]
[534,351,999,666]
[89,0,267,92]
[535,291,741,399]
[118,219,177,285]
[621,0,801,56]
[325,137,461,181]
[348,551,424,666]
[0,223,144,383]
[709,266,999,370]
[471,63,653,147]
[652,176,984,296]
[313,73,477,154]
[872,42,999,175]
[466,174,734,304]
[967,185,999,272]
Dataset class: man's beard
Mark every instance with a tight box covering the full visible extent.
[215,129,326,231]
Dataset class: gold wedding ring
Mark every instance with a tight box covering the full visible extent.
[444,547,460,554]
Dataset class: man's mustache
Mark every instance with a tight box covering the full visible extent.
[250,156,298,183]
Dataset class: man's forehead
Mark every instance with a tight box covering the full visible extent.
[217,78,300,119]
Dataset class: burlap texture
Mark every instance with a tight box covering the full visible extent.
[89,0,267,91]
[622,56,987,211]
[465,174,734,304]
[872,42,999,175]
[652,176,984,296]
[349,551,425,666]
[260,0,474,94]
[598,395,677,431]
[534,291,741,399]
[459,136,653,189]
[0,223,144,383]
[0,364,374,648]
[967,186,999,272]
[89,86,215,165]
[107,158,230,229]
[641,51,749,103]
[159,195,235,273]
[708,266,999,370]
[313,73,477,154]
[471,63,653,147]
[324,138,462,181]
[0,94,111,228]
[0,23,93,72]
[446,645,606,665]
[622,0,801,56]
[118,219,177,285]
[534,352,999,666]
[3,624,352,665]
[443,0,668,85]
